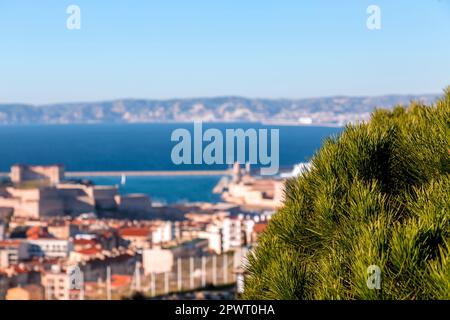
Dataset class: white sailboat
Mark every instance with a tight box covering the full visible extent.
[120,173,126,185]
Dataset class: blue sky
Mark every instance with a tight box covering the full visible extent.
[1,0,449,104]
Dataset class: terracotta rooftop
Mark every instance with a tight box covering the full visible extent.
[76,247,103,255]
[0,240,23,248]
[253,222,268,234]
[111,274,132,288]
[119,227,151,237]
[26,226,53,240]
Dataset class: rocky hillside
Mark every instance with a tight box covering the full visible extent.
[0,94,439,125]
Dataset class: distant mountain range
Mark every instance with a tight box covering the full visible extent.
[0,94,440,125]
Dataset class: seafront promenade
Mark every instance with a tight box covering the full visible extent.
[67,170,230,177]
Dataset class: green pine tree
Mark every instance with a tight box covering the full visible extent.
[243,88,450,300]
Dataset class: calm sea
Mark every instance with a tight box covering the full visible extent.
[0,123,342,203]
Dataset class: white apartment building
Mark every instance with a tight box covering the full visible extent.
[42,265,80,300]
[0,240,30,268]
[199,217,245,255]
[222,217,244,251]
[151,221,174,245]
[142,248,174,274]
[197,214,269,254]
[26,239,73,258]
[199,224,223,254]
